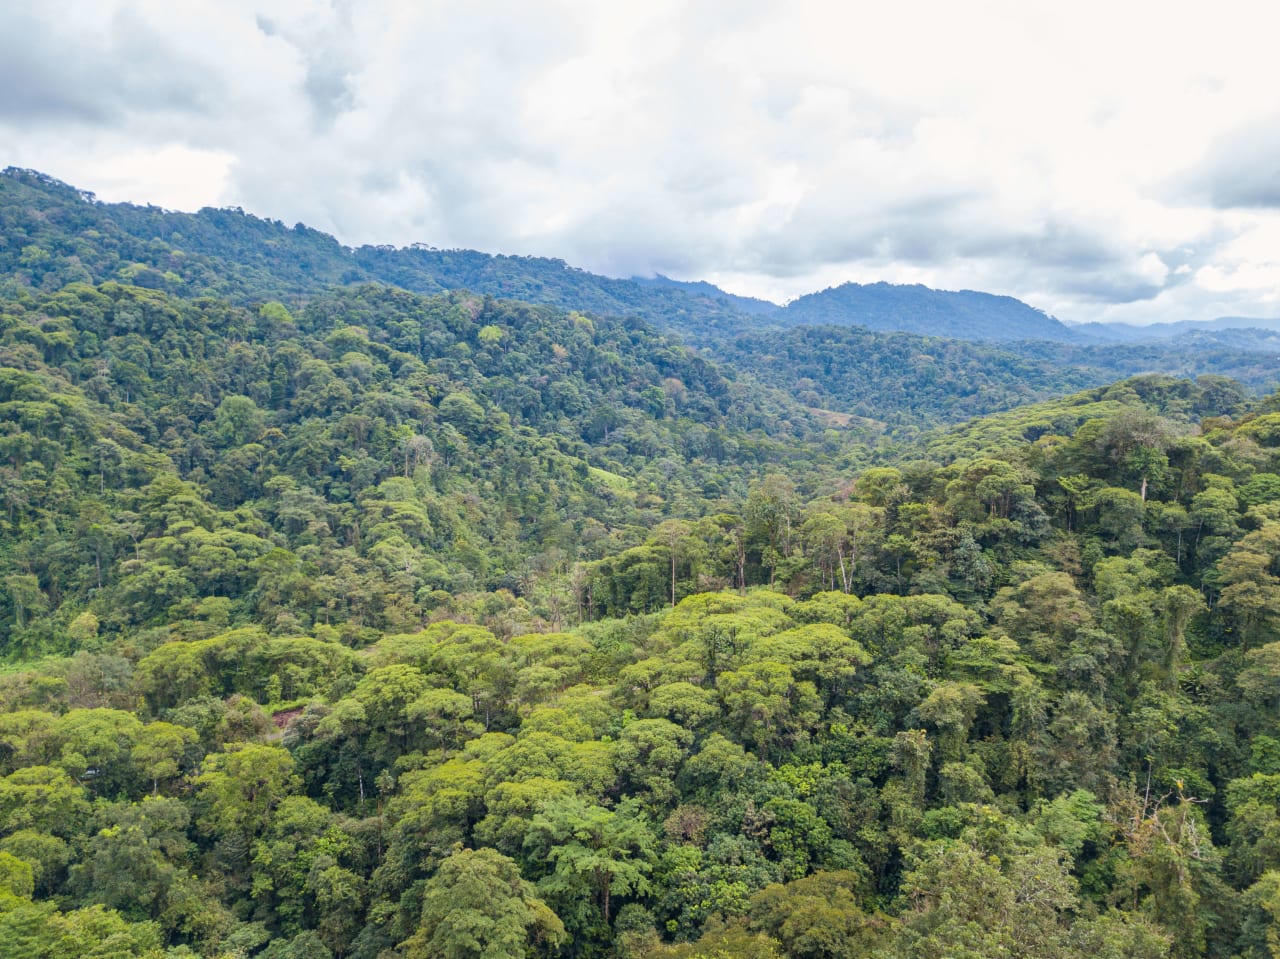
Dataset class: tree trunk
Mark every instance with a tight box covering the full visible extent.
[671,551,677,608]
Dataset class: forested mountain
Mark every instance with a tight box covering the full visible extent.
[0,279,863,655]
[11,161,1280,408]
[3,171,1280,959]
[782,281,1079,341]
[0,166,1235,353]
[628,275,781,317]
[0,168,764,336]
[0,169,359,300]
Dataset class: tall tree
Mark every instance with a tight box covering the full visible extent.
[400,846,565,959]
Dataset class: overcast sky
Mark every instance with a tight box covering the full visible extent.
[4,1,1280,324]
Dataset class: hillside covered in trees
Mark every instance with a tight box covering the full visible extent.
[781,281,1077,341]
[712,327,1280,434]
[2,172,1280,959]
[7,166,1279,435]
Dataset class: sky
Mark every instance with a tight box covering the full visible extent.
[3,1,1280,325]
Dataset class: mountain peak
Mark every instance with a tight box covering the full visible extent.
[783,281,1076,342]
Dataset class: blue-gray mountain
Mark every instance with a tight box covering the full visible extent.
[1071,315,1280,343]
[780,281,1080,341]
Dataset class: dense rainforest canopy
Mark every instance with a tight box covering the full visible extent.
[2,169,1280,959]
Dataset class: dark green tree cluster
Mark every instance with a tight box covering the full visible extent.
[0,380,1278,956]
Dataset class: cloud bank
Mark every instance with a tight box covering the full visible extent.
[3,0,1280,324]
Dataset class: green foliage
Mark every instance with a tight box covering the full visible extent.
[716,325,1267,431]
[401,845,564,959]
[6,169,1280,958]
[0,275,859,652]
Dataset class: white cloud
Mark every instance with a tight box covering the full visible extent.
[29,143,235,211]
[2,0,1280,323]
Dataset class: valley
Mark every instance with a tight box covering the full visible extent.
[1,171,1278,959]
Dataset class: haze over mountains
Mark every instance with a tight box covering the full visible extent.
[1070,315,1280,342]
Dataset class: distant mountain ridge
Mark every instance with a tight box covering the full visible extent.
[0,166,1270,350]
[0,167,756,334]
[0,168,1074,343]
[781,281,1080,341]
[1071,315,1280,342]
